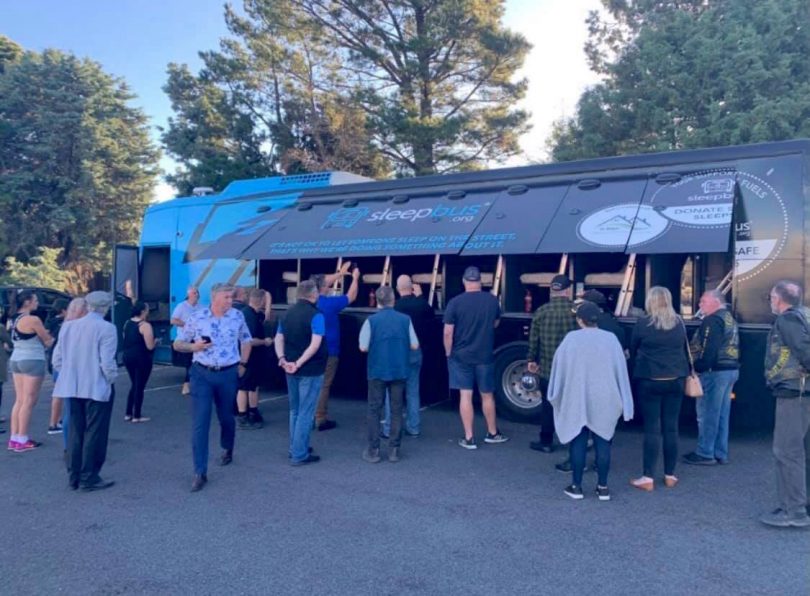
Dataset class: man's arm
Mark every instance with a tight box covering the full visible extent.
[294,334,323,369]
[346,268,360,304]
[780,312,810,372]
[408,321,419,350]
[526,310,542,369]
[274,332,287,367]
[443,324,454,357]
[358,319,371,353]
[100,325,119,384]
[694,318,724,373]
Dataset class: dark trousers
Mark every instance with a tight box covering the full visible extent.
[772,396,810,515]
[67,387,115,487]
[368,378,404,450]
[191,364,238,475]
[639,378,684,477]
[570,427,611,486]
[124,356,153,419]
[539,377,554,445]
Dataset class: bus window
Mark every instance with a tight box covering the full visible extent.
[680,256,694,318]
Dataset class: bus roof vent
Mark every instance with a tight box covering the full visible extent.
[191,187,215,196]
[280,173,332,186]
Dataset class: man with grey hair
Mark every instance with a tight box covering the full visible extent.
[171,285,202,395]
[175,283,252,492]
[760,280,810,528]
[53,291,118,491]
[275,280,326,465]
[359,286,419,463]
[684,289,740,466]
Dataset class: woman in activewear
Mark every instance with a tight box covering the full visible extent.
[123,302,156,423]
[8,291,54,452]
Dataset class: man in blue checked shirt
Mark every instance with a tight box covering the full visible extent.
[174,283,252,493]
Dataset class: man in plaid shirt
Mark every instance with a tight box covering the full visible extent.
[526,275,577,452]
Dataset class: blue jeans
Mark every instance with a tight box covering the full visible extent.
[190,364,238,475]
[286,374,323,463]
[696,369,739,461]
[382,350,422,436]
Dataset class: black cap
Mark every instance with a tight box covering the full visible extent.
[581,289,606,306]
[575,301,601,324]
[463,266,482,282]
[550,274,571,291]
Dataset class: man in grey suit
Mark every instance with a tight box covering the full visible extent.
[53,291,118,491]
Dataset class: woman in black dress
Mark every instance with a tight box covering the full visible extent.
[123,302,156,423]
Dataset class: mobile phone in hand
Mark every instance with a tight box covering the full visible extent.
[200,335,212,344]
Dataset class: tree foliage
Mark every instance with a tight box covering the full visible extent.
[551,0,810,161]
[0,44,159,286]
[162,0,531,186]
[0,247,80,293]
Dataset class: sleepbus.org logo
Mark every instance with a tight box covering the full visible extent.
[322,204,482,229]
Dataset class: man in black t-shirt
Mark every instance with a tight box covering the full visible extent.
[443,266,509,449]
[236,289,273,429]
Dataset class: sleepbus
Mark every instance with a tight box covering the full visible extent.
[120,140,810,431]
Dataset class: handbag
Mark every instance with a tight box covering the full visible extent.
[682,319,703,398]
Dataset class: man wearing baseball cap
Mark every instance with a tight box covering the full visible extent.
[526,274,577,453]
[443,266,509,449]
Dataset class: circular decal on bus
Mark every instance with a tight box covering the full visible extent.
[577,203,669,248]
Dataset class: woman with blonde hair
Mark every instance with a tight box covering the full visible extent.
[629,286,689,491]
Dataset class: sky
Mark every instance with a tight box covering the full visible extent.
[0,0,602,201]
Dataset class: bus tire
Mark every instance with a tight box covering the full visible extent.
[494,342,543,423]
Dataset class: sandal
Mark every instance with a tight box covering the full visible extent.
[664,475,679,488]
[630,476,654,491]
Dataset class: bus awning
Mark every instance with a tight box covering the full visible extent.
[624,171,737,254]
[534,178,650,253]
[461,185,569,255]
[240,191,495,259]
[195,204,287,260]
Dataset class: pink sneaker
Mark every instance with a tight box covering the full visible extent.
[7,440,19,451]
[13,440,42,453]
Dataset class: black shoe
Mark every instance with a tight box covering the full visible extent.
[81,479,115,492]
[317,420,337,431]
[237,415,252,430]
[379,431,390,440]
[290,454,321,466]
[388,447,400,463]
[219,450,233,466]
[191,474,207,492]
[530,441,554,453]
[564,484,584,500]
[683,452,717,466]
[555,459,572,473]
[249,410,264,425]
[595,486,611,501]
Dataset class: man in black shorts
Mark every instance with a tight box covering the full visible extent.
[237,289,272,429]
[443,266,509,449]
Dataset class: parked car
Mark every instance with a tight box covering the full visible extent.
[0,287,73,323]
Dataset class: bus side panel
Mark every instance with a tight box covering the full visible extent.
[171,203,257,319]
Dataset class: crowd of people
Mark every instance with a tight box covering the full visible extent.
[0,272,808,528]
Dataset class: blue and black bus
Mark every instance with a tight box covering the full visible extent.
[120,140,810,431]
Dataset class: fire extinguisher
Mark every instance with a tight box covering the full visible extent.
[524,289,533,313]
[369,288,376,308]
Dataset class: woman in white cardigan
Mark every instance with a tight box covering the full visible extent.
[547,301,634,501]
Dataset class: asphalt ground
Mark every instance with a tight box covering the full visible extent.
[0,364,807,596]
